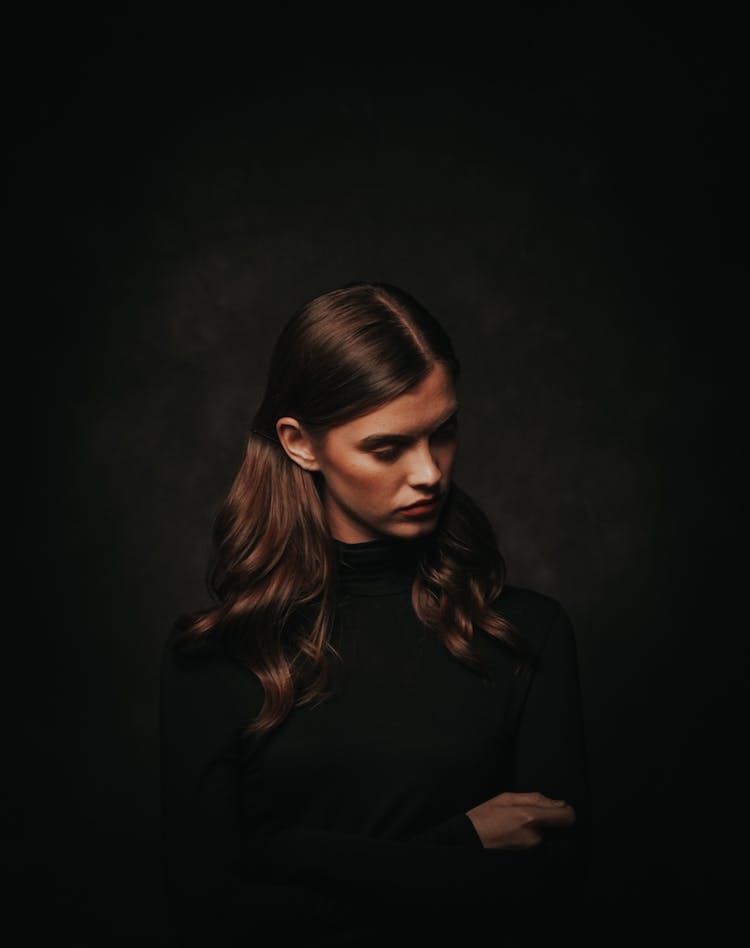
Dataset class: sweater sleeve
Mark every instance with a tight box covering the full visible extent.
[159,640,338,944]
[507,598,591,882]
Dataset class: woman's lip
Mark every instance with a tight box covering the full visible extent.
[399,496,442,511]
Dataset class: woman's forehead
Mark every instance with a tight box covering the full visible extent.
[337,365,458,438]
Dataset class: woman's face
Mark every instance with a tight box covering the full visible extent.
[281,362,460,543]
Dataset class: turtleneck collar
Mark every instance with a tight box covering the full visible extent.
[333,532,433,597]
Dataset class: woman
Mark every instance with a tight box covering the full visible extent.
[160,281,590,946]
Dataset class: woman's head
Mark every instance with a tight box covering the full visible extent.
[252,282,461,542]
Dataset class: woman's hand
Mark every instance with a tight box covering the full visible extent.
[466,791,576,850]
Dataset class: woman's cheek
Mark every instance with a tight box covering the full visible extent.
[360,467,396,500]
[338,463,377,496]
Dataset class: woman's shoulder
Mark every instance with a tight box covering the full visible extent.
[489,583,575,655]
[160,626,264,713]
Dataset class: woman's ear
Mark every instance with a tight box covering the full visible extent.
[275,417,322,472]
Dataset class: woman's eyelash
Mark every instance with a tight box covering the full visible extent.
[373,448,402,461]
[372,423,458,461]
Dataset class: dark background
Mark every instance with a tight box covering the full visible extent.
[9,14,743,945]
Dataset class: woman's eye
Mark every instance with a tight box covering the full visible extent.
[373,448,401,462]
[372,424,457,463]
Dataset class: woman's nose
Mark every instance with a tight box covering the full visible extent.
[406,442,442,486]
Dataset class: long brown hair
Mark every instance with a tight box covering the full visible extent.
[171,281,529,736]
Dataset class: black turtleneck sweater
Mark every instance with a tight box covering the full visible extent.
[159,535,589,946]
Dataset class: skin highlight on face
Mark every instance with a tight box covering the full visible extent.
[276,362,460,543]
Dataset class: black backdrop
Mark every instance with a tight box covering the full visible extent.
[9,16,743,946]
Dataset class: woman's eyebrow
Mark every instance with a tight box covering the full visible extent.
[357,405,460,448]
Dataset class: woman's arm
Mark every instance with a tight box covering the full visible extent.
[504,598,591,882]
[159,640,326,944]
